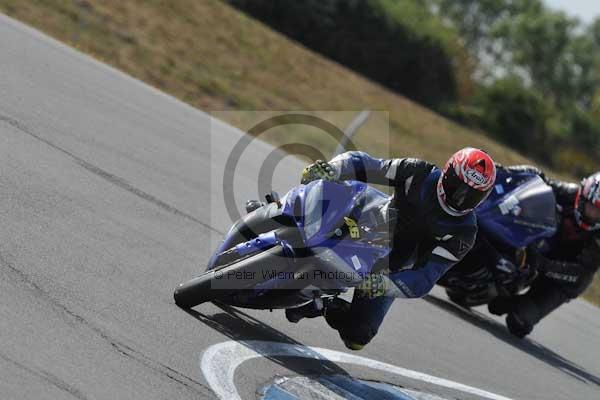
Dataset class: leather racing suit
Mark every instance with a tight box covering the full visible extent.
[314,151,479,349]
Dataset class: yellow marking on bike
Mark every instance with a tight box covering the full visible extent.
[344,217,360,239]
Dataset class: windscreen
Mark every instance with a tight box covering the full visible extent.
[355,186,394,233]
[497,176,556,228]
[303,181,390,241]
[303,182,325,239]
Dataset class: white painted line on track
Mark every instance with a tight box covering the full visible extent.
[201,340,514,400]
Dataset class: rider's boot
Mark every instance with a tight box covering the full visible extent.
[488,296,513,316]
[323,297,352,330]
[323,297,369,351]
[505,296,539,338]
[506,313,533,338]
[285,300,324,323]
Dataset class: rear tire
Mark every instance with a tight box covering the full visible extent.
[173,271,234,308]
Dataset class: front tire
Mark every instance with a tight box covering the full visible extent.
[174,245,294,309]
[173,271,234,308]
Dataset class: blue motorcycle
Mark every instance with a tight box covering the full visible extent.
[437,170,557,307]
[174,179,395,310]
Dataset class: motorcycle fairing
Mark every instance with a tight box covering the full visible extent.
[477,171,557,249]
[206,180,394,308]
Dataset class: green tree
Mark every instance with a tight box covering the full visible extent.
[432,1,600,108]
[474,77,551,157]
[436,1,600,168]
[431,1,539,47]
[494,9,583,105]
[428,0,542,78]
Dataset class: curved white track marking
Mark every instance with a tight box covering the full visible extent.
[201,341,514,400]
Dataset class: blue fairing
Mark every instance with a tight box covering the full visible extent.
[281,180,365,244]
[280,180,392,276]
[209,180,393,295]
[477,170,557,248]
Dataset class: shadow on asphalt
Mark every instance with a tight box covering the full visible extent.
[424,294,600,388]
[182,303,351,378]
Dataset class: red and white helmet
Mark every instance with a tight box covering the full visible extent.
[574,172,600,231]
[437,148,496,216]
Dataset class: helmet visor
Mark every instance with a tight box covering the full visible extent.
[442,167,489,212]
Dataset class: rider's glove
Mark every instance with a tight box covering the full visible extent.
[355,273,388,299]
[301,160,338,184]
[493,257,517,284]
[495,257,516,274]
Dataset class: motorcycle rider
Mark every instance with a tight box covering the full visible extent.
[487,166,600,338]
[288,148,497,350]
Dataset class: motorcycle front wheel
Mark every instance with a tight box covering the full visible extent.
[174,245,293,309]
[173,270,229,308]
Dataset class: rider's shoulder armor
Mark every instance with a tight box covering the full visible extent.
[392,158,434,180]
[391,158,436,199]
[549,179,578,212]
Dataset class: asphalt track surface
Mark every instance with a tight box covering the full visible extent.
[0,14,599,400]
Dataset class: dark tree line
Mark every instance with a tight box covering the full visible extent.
[228,0,464,109]
[229,0,600,175]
